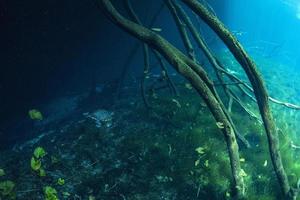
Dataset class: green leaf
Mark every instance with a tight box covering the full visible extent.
[31,157,41,171]
[33,147,46,159]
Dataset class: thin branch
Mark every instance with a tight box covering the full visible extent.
[152,49,179,96]
[124,0,151,108]
[117,2,165,98]
[165,0,196,61]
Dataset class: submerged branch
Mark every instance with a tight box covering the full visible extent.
[151,49,179,96]
[165,0,196,61]
[217,63,300,110]
[124,0,151,108]
[116,2,165,99]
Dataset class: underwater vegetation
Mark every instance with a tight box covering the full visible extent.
[28,109,44,121]
[98,0,300,199]
[1,84,300,199]
[2,0,300,200]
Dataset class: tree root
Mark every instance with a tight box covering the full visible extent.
[181,0,295,198]
[99,0,245,198]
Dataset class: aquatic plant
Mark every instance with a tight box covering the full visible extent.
[39,168,46,177]
[2,0,295,199]
[57,178,65,186]
[28,109,43,120]
[100,0,245,197]
[33,146,46,158]
[0,180,15,200]
[98,0,300,199]
[31,147,47,177]
[44,186,59,200]
[30,156,41,171]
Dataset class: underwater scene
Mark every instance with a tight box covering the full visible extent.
[2,0,300,199]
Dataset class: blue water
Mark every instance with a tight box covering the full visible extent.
[1,0,300,199]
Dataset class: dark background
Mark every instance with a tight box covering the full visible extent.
[0,0,135,124]
[0,0,227,144]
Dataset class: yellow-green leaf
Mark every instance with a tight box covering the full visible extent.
[57,178,65,186]
[39,168,46,177]
[33,147,46,159]
[31,157,41,171]
[195,147,205,154]
[28,109,43,120]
